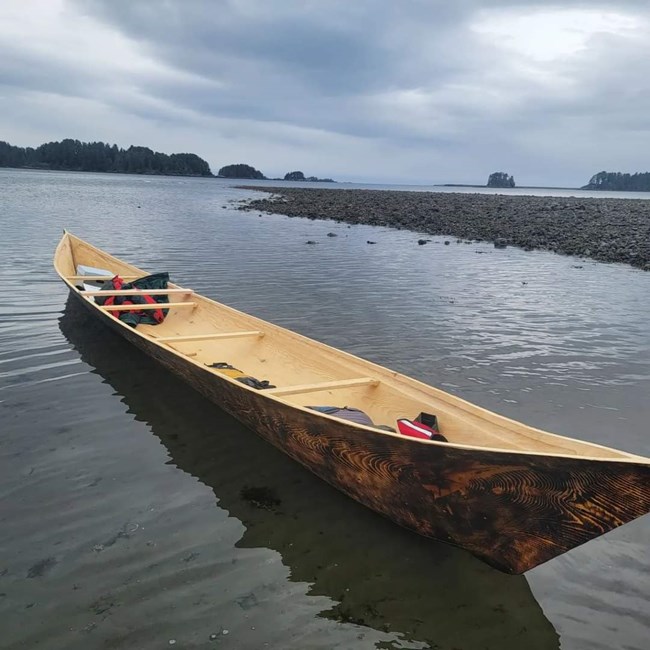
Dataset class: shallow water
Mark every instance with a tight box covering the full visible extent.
[1,169,648,649]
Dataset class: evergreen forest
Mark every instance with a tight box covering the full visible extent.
[0,139,212,176]
[582,171,650,191]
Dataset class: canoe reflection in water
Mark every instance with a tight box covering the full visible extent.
[59,296,560,650]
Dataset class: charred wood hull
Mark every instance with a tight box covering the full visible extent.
[72,291,650,574]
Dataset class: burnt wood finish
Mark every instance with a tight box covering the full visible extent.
[55,233,650,574]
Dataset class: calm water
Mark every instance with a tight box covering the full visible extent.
[1,169,648,650]
[245,177,650,200]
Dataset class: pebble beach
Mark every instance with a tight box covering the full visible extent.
[240,187,650,270]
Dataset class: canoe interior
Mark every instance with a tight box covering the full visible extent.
[54,232,643,462]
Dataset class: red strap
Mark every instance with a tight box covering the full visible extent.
[104,276,123,308]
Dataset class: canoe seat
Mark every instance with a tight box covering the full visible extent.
[156,331,264,343]
[99,302,196,311]
[68,275,141,281]
[263,377,379,397]
[82,288,193,297]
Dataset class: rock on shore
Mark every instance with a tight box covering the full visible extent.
[238,187,650,270]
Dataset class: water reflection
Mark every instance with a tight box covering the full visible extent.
[59,296,560,650]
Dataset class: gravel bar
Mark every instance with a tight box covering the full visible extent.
[238,187,650,270]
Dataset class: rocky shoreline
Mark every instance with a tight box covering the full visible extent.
[238,187,650,270]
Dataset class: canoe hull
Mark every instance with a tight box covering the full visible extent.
[70,289,650,574]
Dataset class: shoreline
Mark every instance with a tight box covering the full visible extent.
[238,187,650,270]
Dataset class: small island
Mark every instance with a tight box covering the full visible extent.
[218,163,266,180]
[582,171,650,191]
[217,165,335,182]
[487,172,516,188]
[0,139,212,176]
[284,170,334,182]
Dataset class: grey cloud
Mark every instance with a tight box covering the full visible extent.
[0,45,98,100]
[67,0,491,140]
[74,1,650,128]
[2,0,650,185]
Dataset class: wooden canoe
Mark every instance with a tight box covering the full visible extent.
[54,231,650,574]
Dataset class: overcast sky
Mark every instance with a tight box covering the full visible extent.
[1,0,649,185]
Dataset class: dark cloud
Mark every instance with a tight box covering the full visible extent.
[1,0,649,184]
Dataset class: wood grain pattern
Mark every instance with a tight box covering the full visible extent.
[54,232,650,574]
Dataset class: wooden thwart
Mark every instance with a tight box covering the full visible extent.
[264,377,379,397]
[67,275,141,281]
[82,289,192,296]
[99,302,195,311]
[156,331,264,343]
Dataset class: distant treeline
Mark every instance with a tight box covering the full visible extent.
[0,139,212,176]
[583,171,650,191]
